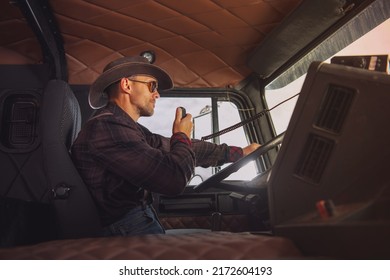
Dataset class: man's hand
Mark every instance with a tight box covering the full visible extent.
[242,143,261,156]
[172,107,193,139]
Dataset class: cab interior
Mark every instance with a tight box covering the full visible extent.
[0,0,390,259]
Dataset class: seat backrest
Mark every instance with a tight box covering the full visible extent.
[0,73,101,246]
[41,79,102,239]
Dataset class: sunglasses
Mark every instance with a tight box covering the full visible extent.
[127,78,158,93]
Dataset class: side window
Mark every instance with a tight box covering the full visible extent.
[138,96,257,184]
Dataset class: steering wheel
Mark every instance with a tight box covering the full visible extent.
[193,133,285,192]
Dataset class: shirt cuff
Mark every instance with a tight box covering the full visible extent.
[228,146,243,162]
[171,132,192,147]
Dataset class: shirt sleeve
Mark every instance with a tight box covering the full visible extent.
[138,124,243,167]
[191,139,243,167]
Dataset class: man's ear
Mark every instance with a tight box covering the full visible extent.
[120,77,132,94]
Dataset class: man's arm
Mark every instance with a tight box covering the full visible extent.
[191,140,242,167]
[141,125,260,168]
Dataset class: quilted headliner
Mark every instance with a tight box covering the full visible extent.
[0,0,302,88]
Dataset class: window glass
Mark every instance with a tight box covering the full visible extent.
[265,78,302,135]
[139,97,210,138]
[218,101,257,180]
[138,97,257,184]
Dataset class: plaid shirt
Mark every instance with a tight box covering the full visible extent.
[71,103,243,226]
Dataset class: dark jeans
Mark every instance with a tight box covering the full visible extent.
[102,205,165,237]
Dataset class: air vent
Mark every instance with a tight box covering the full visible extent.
[315,84,355,133]
[295,134,334,184]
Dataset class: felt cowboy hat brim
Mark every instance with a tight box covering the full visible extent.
[88,56,173,109]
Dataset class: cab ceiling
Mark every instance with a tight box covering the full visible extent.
[0,0,302,88]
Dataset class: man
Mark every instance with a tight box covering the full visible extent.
[71,56,260,236]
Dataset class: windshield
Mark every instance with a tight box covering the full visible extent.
[265,18,390,135]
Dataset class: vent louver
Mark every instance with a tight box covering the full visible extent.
[295,134,334,184]
[315,85,355,133]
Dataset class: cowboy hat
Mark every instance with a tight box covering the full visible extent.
[88,56,173,109]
